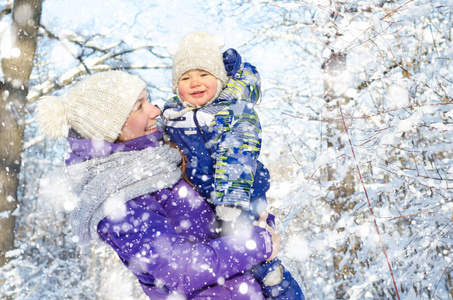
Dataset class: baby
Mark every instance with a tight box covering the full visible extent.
[162,31,304,299]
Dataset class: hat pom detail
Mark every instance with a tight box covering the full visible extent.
[167,42,179,57]
[36,96,70,139]
[214,35,225,48]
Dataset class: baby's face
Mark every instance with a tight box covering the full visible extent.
[177,69,217,106]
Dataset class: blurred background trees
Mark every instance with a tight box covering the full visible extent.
[0,0,42,267]
[0,0,452,298]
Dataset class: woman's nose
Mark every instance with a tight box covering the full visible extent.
[150,104,161,117]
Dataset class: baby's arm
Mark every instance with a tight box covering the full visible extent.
[218,49,261,105]
[211,102,263,220]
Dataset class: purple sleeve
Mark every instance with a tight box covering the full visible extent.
[98,197,272,295]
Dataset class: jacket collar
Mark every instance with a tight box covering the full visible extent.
[65,129,164,165]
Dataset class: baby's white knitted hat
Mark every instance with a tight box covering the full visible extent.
[171,31,228,94]
[36,71,146,143]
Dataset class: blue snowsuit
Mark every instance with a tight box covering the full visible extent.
[163,50,304,300]
[163,63,269,216]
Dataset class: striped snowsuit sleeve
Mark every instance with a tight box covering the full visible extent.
[210,63,263,211]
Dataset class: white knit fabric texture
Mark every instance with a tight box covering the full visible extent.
[216,205,242,221]
[66,144,182,246]
[36,71,146,142]
[262,265,284,286]
[172,31,228,93]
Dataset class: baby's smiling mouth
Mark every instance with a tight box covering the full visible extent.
[191,90,205,96]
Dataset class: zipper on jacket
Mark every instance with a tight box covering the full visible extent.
[193,109,213,158]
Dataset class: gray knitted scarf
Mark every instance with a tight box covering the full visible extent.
[66,144,182,246]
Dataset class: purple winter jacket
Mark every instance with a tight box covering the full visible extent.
[66,130,273,299]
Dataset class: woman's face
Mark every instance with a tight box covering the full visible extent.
[117,90,161,142]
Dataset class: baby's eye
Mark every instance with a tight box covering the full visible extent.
[180,77,189,81]
[201,73,209,77]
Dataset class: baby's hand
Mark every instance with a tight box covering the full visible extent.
[223,48,242,78]
[255,212,281,262]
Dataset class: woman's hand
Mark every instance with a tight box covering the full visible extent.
[255,212,281,262]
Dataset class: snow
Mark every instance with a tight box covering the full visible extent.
[5,249,23,258]
[0,210,11,220]
[0,14,16,68]
[239,282,249,294]
[1,0,452,299]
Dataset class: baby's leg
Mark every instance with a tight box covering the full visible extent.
[249,196,304,299]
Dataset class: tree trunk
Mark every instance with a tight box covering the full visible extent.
[322,50,359,299]
[0,0,42,266]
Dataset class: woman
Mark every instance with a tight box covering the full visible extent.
[36,71,280,299]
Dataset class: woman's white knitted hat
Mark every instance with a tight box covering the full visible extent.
[36,71,146,143]
[171,31,228,94]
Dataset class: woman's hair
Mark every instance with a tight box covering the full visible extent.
[166,140,198,191]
